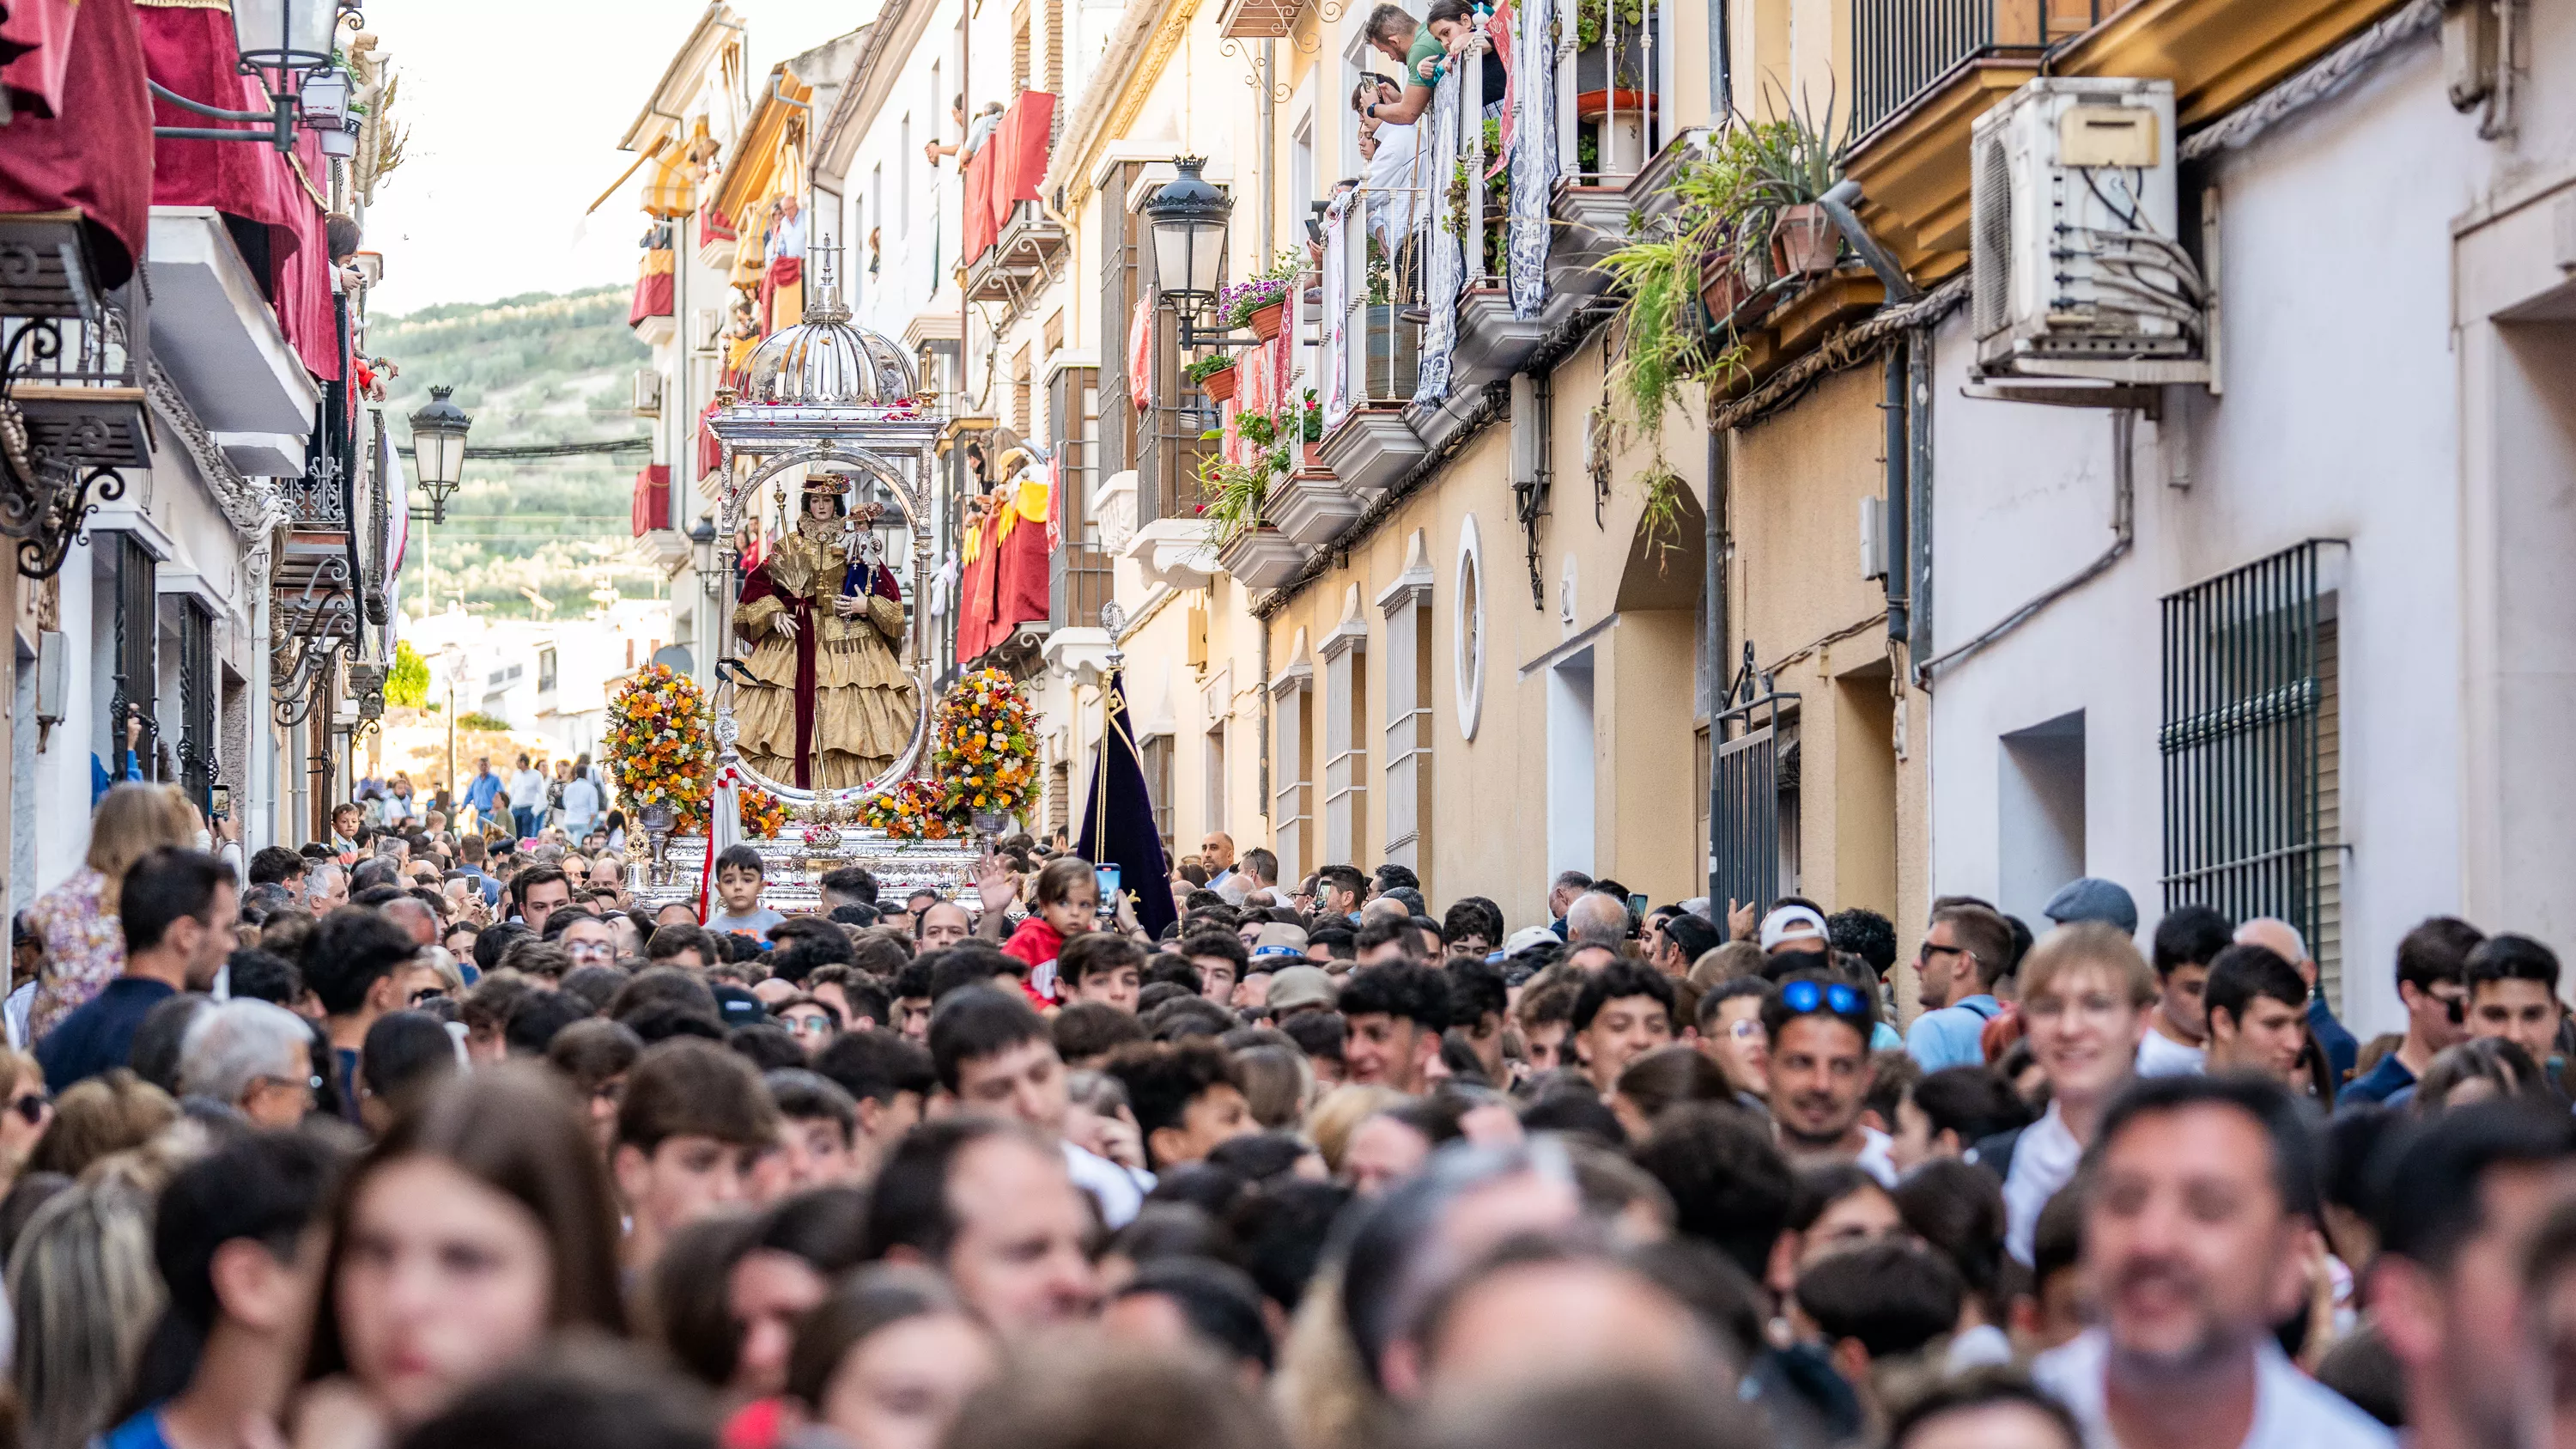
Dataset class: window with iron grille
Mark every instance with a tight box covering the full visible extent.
[1708,642,1795,916]
[1140,734,1174,857]
[2159,539,2344,1002]
[106,533,156,763]
[1097,161,1145,490]
[1048,363,1109,629]
[177,600,216,813]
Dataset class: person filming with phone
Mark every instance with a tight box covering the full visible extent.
[1000,857,1141,1004]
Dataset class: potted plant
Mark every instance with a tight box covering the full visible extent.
[1744,93,1846,277]
[1198,444,1274,545]
[1185,351,1238,404]
[1572,0,1653,115]
[1220,252,1303,343]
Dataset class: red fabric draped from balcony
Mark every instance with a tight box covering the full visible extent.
[696,399,723,477]
[137,2,340,381]
[0,0,79,117]
[632,464,672,536]
[0,0,153,289]
[953,490,1051,663]
[961,91,1054,265]
[630,247,675,327]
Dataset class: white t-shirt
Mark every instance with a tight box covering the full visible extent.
[507,769,547,810]
[1364,122,1423,247]
[1856,1126,1899,1189]
[1063,1140,1154,1228]
[1999,1101,2084,1266]
[2033,1327,2395,1449]
[2136,1027,2208,1078]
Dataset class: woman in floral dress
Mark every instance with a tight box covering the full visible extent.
[24,782,196,1040]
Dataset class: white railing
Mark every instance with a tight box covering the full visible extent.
[1318,0,1583,430]
[1555,0,1671,186]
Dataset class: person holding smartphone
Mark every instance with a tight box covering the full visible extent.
[1001,858,1141,1004]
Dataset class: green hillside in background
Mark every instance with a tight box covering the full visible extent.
[369,285,658,619]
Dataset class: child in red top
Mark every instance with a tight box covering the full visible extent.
[1002,857,1101,1003]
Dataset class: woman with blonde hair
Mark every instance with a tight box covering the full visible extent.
[0,1046,52,1183]
[9,1166,161,1449]
[25,783,197,1038]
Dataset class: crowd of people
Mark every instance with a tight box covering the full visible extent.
[3,788,2569,1449]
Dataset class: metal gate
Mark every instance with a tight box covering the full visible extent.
[1710,642,1796,916]
[106,532,156,764]
[2158,539,2340,958]
[176,598,216,813]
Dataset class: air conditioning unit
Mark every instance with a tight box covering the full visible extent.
[692,307,722,356]
[1971,77,2208,385]
[632,368,664,417]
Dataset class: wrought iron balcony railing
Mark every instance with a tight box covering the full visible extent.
[1852,0,2117,140]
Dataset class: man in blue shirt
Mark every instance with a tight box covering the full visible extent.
[2342,916,2482,1107]
[1905,903,2014,1071]
[462,754,503,823]
[38,847,234,1091]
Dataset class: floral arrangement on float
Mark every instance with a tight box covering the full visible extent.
[737,786,790,838]
[604,663,789,838]
[858,667,1039,840]
[605,664,717,831]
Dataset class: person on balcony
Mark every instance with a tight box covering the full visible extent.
[1358,0,1502,129]
[1352,75,1422,252]
[732,477,920,791]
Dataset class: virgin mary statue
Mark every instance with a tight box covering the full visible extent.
[732,476,920,788]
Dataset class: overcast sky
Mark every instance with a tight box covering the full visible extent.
[362,0,869,317]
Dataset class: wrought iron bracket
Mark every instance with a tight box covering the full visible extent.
[0,318,129,578]
[149,81,299,152]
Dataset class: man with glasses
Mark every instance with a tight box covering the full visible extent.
[175,999,319,1128]
[775,995,839,1049]
[1905,903,2014,1070]
[556,913,619,971]
[2342,916,2483,1106]
[1762,970,1895,1184]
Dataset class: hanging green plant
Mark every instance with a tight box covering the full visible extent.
[1572,0,1647,51]
[1183,353,1237,384]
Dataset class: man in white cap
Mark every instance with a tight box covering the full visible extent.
[1760,904,1833,962]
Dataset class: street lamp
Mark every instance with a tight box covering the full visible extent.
[231,0,341,73]
[407,386,472,525]
[1139,157,1254,350]
[688,515,717,576]
[151,0,349,152]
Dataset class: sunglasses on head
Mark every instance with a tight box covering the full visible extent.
[1779,977,1867,1019]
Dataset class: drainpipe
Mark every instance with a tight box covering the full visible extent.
[1882,338,1909,646]
[1259,41,1276,255]
[1258,604,1271,851]
[1818,180,1917,304]
[1702,421,1728,904]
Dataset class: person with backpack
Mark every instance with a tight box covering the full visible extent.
[1905,904,2014,1071]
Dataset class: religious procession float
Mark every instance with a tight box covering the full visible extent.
[600,259,1036,914]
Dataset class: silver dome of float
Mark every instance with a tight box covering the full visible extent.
[741,265,920,408]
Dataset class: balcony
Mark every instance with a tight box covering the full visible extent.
[961,93,1060,320]
[1846,0,2403,277]
[965,200,1072,312]
[1,302,150,473]
[146,209,320,478]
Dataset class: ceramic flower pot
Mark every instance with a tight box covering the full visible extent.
[1771,203,1839,277]
[1249,301,1287,343]
[1200,364,1239,403]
